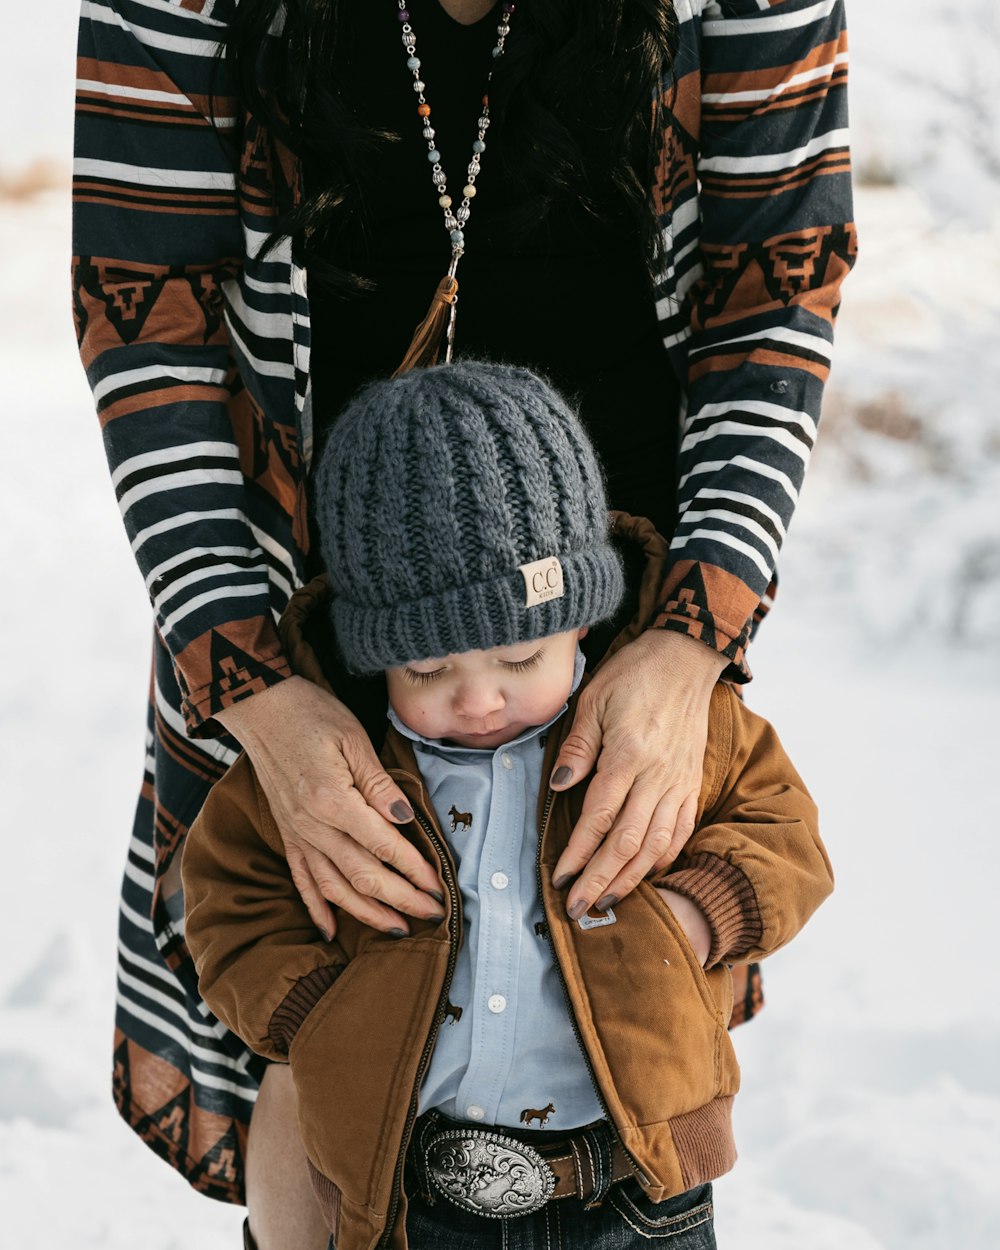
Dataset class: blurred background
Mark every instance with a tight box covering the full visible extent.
[1,3,998,1247]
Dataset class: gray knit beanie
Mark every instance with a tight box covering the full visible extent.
[313,360,625,673]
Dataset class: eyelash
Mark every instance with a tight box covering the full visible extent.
[402,651,542,684]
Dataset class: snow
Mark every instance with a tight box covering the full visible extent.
[3,4,1000,1247]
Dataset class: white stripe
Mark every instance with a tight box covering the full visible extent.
[145,543,264,589]
[699,127,850,176]
[685,397,815,436]
[689,324,832,362]
[131,506,246,554]
[224,281,294,339]
[128,830,156,865]
[117,966,233,1042]
[120,894,155,934]
[225,311,297,381]
[703,0,839,37]
[154,560,269,613]
[672,527,772,581]
[77,77,188,105]
[687,487,788,536]
[96,365,227,408]
[116,992,258,1094]
[159,582,265,637]
[701,53,849,105]
[119,467,244,517]
[117,940,178,989]
[81,1,226,58]
[681,419,812,463]
[112,439,237,488]
[123,856,156,893]
[679,507,780,565]
[74,156,234,192]
[243,272,290,297]
[678,455,800,508]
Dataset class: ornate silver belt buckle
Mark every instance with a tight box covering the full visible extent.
[424,1127,556,1219]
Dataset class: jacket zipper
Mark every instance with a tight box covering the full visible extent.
[535,787,650,1188]
[378,807,461,1250]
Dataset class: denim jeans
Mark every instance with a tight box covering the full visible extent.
[399,1177,716,1249]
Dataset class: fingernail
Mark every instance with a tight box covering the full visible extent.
[429,890,445,905]
[319,927,333,943]
[429,914,447,925]
[553,874,573,891]
[551,766,573,787]
[596,894,619,912]
[391,800,415,822]
[388,927,408,940]
[568,899,588,921]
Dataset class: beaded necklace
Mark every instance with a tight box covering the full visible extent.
[392,0,516,375]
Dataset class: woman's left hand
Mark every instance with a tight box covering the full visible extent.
[549,629,728,920]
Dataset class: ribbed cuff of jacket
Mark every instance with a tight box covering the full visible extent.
[654,852,763,968]
[646,560,763,684]
[268,964,344,1056]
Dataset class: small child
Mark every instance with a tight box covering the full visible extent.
[183,362,832,1250]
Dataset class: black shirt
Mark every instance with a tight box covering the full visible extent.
[306,0,681,541]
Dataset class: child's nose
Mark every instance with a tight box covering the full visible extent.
[453,681,505,718]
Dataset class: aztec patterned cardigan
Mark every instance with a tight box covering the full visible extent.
[72,0,857,1205]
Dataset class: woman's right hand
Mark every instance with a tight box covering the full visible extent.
[214,676,446,939]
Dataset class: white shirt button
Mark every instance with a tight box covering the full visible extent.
[490,871,509,891]
[488,994,507,1014]
[466,1104,486,1120]
[501,752,514,770]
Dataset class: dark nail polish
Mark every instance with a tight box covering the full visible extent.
[388,927,408,940]
[391,800,415,822]
[429,914,447,925]
[553,874,573,891]
[568,899,588,921]
[551,765,573,787]
[596,894,619,913]
[429,890,445,905]
[319,927,333,943]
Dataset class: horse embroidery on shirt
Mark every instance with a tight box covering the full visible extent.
[448,805,473,833]
[520,1102,556,1128]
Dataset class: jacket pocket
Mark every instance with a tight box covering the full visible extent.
[641,882,720,1021]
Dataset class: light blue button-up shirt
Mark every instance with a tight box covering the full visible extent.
[389,648,604,1133]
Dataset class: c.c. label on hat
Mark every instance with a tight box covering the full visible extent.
[518,556,565,609]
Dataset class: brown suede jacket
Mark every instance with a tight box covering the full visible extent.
[182,513,833,1250]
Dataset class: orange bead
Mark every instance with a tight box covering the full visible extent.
[418,103,431,117]
[482,94,489,107]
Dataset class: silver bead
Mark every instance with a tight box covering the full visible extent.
[422,127,436,141]
[432,170,447,186]
[413,80,425,92]
[403,32,416,47]
[457,205,471,222]
[478,116,490,129]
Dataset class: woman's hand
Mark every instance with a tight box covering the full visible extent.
[549,630,727,920]
[214,677,446,939]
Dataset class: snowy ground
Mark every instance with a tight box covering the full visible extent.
[3,4,1000,1247]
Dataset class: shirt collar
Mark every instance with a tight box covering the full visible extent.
[387,643,587,758]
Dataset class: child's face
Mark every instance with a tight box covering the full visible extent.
[386,628,586,750]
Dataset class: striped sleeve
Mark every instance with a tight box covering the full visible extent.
[73,0,294,734]
[651,0,857,678]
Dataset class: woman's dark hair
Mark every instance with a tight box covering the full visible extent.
[225,1,677,292]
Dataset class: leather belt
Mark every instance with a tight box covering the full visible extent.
[413,1112,634,1219]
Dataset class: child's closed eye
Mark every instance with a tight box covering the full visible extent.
[402,667,445,685]
[502,650,543,673]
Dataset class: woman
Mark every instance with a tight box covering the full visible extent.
[72,0,855,1245]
